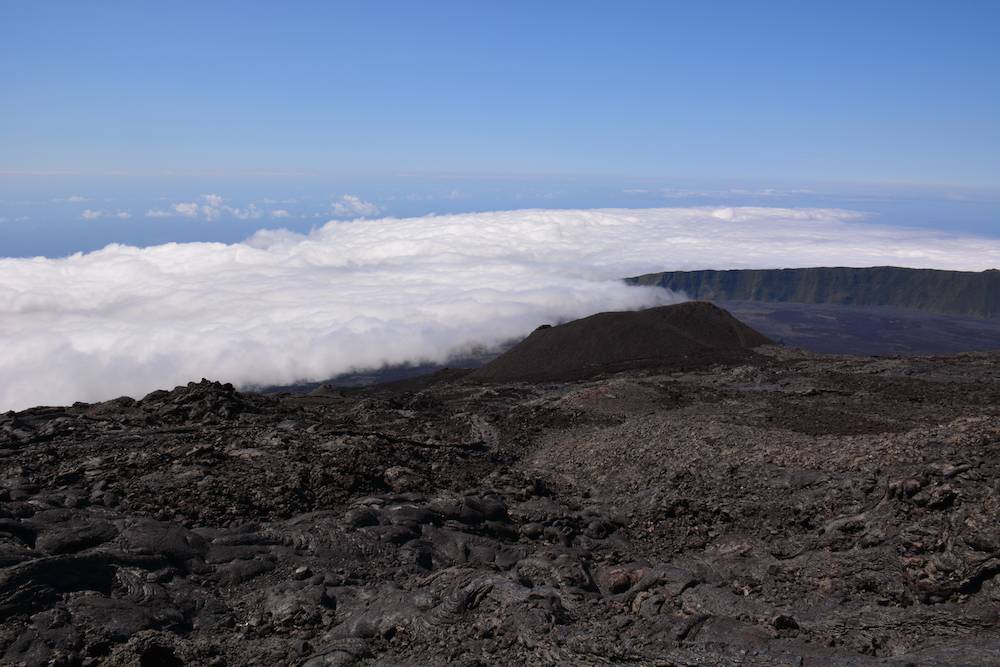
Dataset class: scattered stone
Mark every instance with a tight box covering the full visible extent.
[383,466,421,493]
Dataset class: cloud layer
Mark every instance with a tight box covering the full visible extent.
[2,206,1000,410]
[146,194,263,221]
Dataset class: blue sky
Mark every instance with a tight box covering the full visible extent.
[1,1,998,256]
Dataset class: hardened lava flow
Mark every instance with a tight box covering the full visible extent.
[1,303,999,666]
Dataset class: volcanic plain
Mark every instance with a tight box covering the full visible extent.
[1,303,999,666]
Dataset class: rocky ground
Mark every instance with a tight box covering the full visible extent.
[1,342,1000,665]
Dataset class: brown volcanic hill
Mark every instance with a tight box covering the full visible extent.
[468,301,772,382]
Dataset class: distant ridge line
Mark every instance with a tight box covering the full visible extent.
[627,266,1000,319]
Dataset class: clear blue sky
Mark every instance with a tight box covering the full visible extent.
[1,1,998,256]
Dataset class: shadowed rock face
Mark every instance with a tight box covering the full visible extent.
[469,301,772,383]
[0,309,999,665]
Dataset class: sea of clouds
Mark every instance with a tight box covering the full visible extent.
[3,206,1000,411]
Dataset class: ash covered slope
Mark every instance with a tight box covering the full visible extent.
[469,301,772,382]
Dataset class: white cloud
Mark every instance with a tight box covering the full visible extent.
[201,193,225,208]
[270,209,291,219]
[173,202,200,217]
[53,194,90,203]
[2,206,1000,411]
[331,194,380,217]
[81,208,128,220]
[145,194,260,222]
[227,203,261,220]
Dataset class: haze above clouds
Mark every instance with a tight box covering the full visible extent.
[2,206,1000,411]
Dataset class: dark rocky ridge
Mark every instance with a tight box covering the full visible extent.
[469,301,772,382]
[0,308,999,665]
[627,266,1000,318]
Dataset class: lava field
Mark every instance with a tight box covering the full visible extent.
[1,304,999,666]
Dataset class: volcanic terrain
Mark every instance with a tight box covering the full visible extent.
[1,302,999,666]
